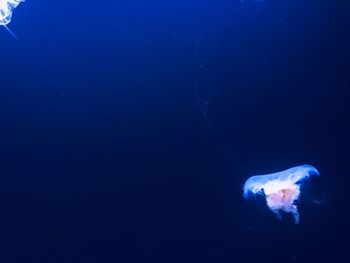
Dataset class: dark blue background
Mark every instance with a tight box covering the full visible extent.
[0,0,349,262]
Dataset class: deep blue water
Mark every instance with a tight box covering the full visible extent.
[0,0,349,262]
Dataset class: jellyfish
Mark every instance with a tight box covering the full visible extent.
[243,165,319,223]
[0,0,24,37]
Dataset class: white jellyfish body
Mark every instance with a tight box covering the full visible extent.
[243,165,319,223]
[0,0,23,37]
[0,0,23,25]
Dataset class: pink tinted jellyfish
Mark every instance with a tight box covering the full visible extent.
[243,165,320,223]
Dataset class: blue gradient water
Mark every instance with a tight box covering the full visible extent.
[0,1,349,262]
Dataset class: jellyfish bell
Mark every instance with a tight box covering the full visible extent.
[243,165,320,223]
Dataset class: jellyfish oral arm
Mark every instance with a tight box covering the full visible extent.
[264,181,301,223]
[243,165,319,223]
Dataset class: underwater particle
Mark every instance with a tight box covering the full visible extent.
[0,0,23,37]
[243,165,319,223]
